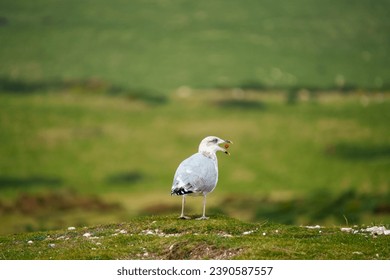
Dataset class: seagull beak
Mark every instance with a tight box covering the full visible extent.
[223,139,232,155]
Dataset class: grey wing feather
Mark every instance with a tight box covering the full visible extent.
[171,153,218,195]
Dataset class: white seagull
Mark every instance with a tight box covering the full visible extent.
[171,136,232,220]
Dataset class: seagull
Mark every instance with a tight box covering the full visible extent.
[171,136,232,220]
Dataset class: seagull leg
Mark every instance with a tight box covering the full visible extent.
[179,195,191,219]
[196,195,209,220]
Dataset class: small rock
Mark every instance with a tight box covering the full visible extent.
[243,230,255,235]
[83,232,92,238]
[364,226,389,235]
[48,243,56,248]
[305,225,321,229]
[341,227,353,232]
[67,227,76,231]
[119,230,127,234]
[27,240,33,244]
[219,232,233,238]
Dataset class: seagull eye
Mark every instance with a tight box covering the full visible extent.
[210,138,218,143]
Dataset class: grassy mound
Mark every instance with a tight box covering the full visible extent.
[1,215,389,260]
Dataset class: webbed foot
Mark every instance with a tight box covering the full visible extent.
[179,215,191,220]
[195,216,209,220]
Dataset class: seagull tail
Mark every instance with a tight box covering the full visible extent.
[171,185,194,196]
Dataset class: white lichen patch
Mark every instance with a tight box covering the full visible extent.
[305,225,321,229]
[341,227,353,232]
[140,229,182,237]
[242,228,258,235]
[364,226,390,235]
[340,225,390,237]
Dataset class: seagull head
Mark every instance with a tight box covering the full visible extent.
[198,136,233,156]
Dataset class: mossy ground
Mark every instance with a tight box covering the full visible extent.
[1,215,388,260]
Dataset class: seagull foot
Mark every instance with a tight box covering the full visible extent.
[179,215,191,220]
[196,216,209,220]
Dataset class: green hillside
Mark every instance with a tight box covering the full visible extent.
[0,91,389,234]
[1,215,389,260]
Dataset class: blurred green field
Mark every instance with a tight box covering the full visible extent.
[0,0,389,91]
[0,0,390,234]
[0,89,389,233]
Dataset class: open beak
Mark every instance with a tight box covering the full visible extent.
[223,139,233,155]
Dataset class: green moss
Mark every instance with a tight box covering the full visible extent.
[1,215,389,260]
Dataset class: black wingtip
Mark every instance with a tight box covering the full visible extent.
[171,187,194,196]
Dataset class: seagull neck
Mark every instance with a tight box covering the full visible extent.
[200,151,217,161]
